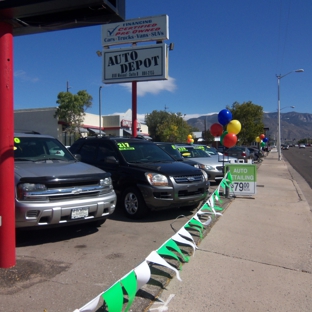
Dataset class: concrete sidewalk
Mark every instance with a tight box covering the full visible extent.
[148,150,312,312]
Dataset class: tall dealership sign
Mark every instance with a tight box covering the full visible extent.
[101,15,169,46]
[101,15,169,84]
[101,15,170,138]
[103,44,168,83]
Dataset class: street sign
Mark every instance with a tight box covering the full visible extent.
[101,15,169,46]
[103,44,168,84]
[225,164,257,196]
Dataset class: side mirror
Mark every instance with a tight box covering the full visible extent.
[74,154,81,161]
[104,156,119,164]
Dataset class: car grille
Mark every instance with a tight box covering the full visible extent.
[19,174,112,202]
[174,175,203,184]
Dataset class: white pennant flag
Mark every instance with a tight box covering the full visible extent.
[145,251,182,281]
[134,260,151,290]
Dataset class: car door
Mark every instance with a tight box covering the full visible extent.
[95,141,122,189]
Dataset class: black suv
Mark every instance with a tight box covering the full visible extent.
[69,137,209,219]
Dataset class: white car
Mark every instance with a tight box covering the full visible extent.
[299,144,306,148]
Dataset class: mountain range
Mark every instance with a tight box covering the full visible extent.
[186,112,312,142]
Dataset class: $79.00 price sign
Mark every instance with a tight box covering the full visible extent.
[225,164,257,195]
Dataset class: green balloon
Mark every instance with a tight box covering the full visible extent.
[220,131,228,145]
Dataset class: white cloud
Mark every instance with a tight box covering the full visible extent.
[120,76,177,96]
[14,70,39,83]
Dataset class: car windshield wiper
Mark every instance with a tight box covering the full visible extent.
[35,157,68,162]
[14,158,34,162]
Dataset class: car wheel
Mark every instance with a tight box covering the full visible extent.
[122,187,149,219]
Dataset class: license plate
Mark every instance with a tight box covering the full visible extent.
[71,207,89,219]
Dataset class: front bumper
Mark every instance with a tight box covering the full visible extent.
[15,191,117,228]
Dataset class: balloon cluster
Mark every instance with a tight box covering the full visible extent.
[209,109,242,148]
[186,134,194,144]
[255,133,268,147]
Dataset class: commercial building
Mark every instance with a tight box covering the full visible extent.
[14,107,149,146]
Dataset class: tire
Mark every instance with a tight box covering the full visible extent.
[121,187,149,219]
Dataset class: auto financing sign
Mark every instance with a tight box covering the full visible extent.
[225,164,257,196]
[103,44,168,84]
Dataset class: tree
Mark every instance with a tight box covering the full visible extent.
[54,90,93,136]
[226,101,264,145]
[145,110,193,142]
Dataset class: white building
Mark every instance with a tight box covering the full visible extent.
[14,107,149,145]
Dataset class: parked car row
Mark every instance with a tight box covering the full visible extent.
[14,133,211,229]
[17,133,270,229]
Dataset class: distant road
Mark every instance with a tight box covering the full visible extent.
[281,146,312,210]
[282,146,312,188]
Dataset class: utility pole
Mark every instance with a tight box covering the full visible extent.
[66,81,71,92]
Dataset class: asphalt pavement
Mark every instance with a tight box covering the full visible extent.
[148,148,312,312]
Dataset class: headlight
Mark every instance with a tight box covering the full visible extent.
[17,183,48,201]
[199,164,215,170]
[145,173,169,186]
[100,177,112,186]
[200,169,209,181]
[100,178,113,191]
[193,164,200,168]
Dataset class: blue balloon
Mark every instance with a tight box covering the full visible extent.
[263,137,268,142]
[218,109,233,126]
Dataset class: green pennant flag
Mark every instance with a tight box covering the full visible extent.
[227,171,233,183]
[219,180,226,189]
[102,282,123,312]
[184,222,203,239]
[214,189,223,203]
[157,238,189,264]
[121,270,137,312]
[189,218,204,230]
[201,202,223,212]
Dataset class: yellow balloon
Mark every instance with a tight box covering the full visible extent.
[187,134,192,139]
[255,136,261,142]
[226,120,241,135]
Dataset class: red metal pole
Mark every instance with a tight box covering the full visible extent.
[132,81,138,137]
[0,21,16,268]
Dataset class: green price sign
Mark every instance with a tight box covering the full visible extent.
[225,164,257,195]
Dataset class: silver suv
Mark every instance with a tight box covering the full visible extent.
[14,132,116,228]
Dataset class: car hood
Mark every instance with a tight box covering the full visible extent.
[130,161,203,176]
[15,160,106,179]
[185,156,235,166]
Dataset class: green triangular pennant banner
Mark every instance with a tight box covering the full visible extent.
[121,270,137,312]
[102,282,123,312]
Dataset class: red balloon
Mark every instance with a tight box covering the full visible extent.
[223,133,237,148]
[260,134,265,139]
[210,123,223,137]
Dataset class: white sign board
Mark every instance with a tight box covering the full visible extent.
[103,44,168,84]
[102,15,169,46]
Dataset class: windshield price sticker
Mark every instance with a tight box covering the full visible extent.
[117,142,135,150]
[225,164,257,195]
[177,147,188,152]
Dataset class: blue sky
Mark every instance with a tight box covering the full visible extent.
[13,0,312,121]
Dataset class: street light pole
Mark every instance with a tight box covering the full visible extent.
[276,69,303,161]
[99,86,103,136]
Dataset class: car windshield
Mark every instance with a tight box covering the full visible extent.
[117,141,174,163]
[157,143,184,161]
[177,146,211,158]
[14,136,75,162]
